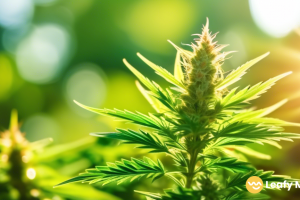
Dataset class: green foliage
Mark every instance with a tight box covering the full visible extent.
[57,19,300,199]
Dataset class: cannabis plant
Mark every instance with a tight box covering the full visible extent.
[0,110,118,200]
[56,20,300,199]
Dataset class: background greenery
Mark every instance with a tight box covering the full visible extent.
[0,0,300,199]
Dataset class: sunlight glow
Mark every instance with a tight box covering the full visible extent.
[249,0,300,37]
[16,24,72,84]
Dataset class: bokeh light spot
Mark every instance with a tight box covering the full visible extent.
[26,168,36,180]
[222,31,247,68]
[1,154,8,162]
[16,24,72,84]
[249,0,300,38]
[22,155,29,163]
[22,114,60,142]
[0,0,34,29]
[64,63,107,117]
[30,189,40,197]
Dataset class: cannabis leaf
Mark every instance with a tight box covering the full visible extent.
[216,52,269,91]
[55,157,165,187]
[221,71,292,109]
[199,156,255,173]
[91,129,169,153]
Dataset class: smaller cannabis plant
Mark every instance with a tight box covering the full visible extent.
[0,110,52,200]
[56,20,300,199]
[0,111,118,200]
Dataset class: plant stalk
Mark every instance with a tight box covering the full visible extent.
[185,150,198,188]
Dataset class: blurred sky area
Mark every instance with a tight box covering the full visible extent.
[1,0,300,182]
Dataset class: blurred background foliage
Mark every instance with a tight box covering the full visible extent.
[0,0,300,199]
